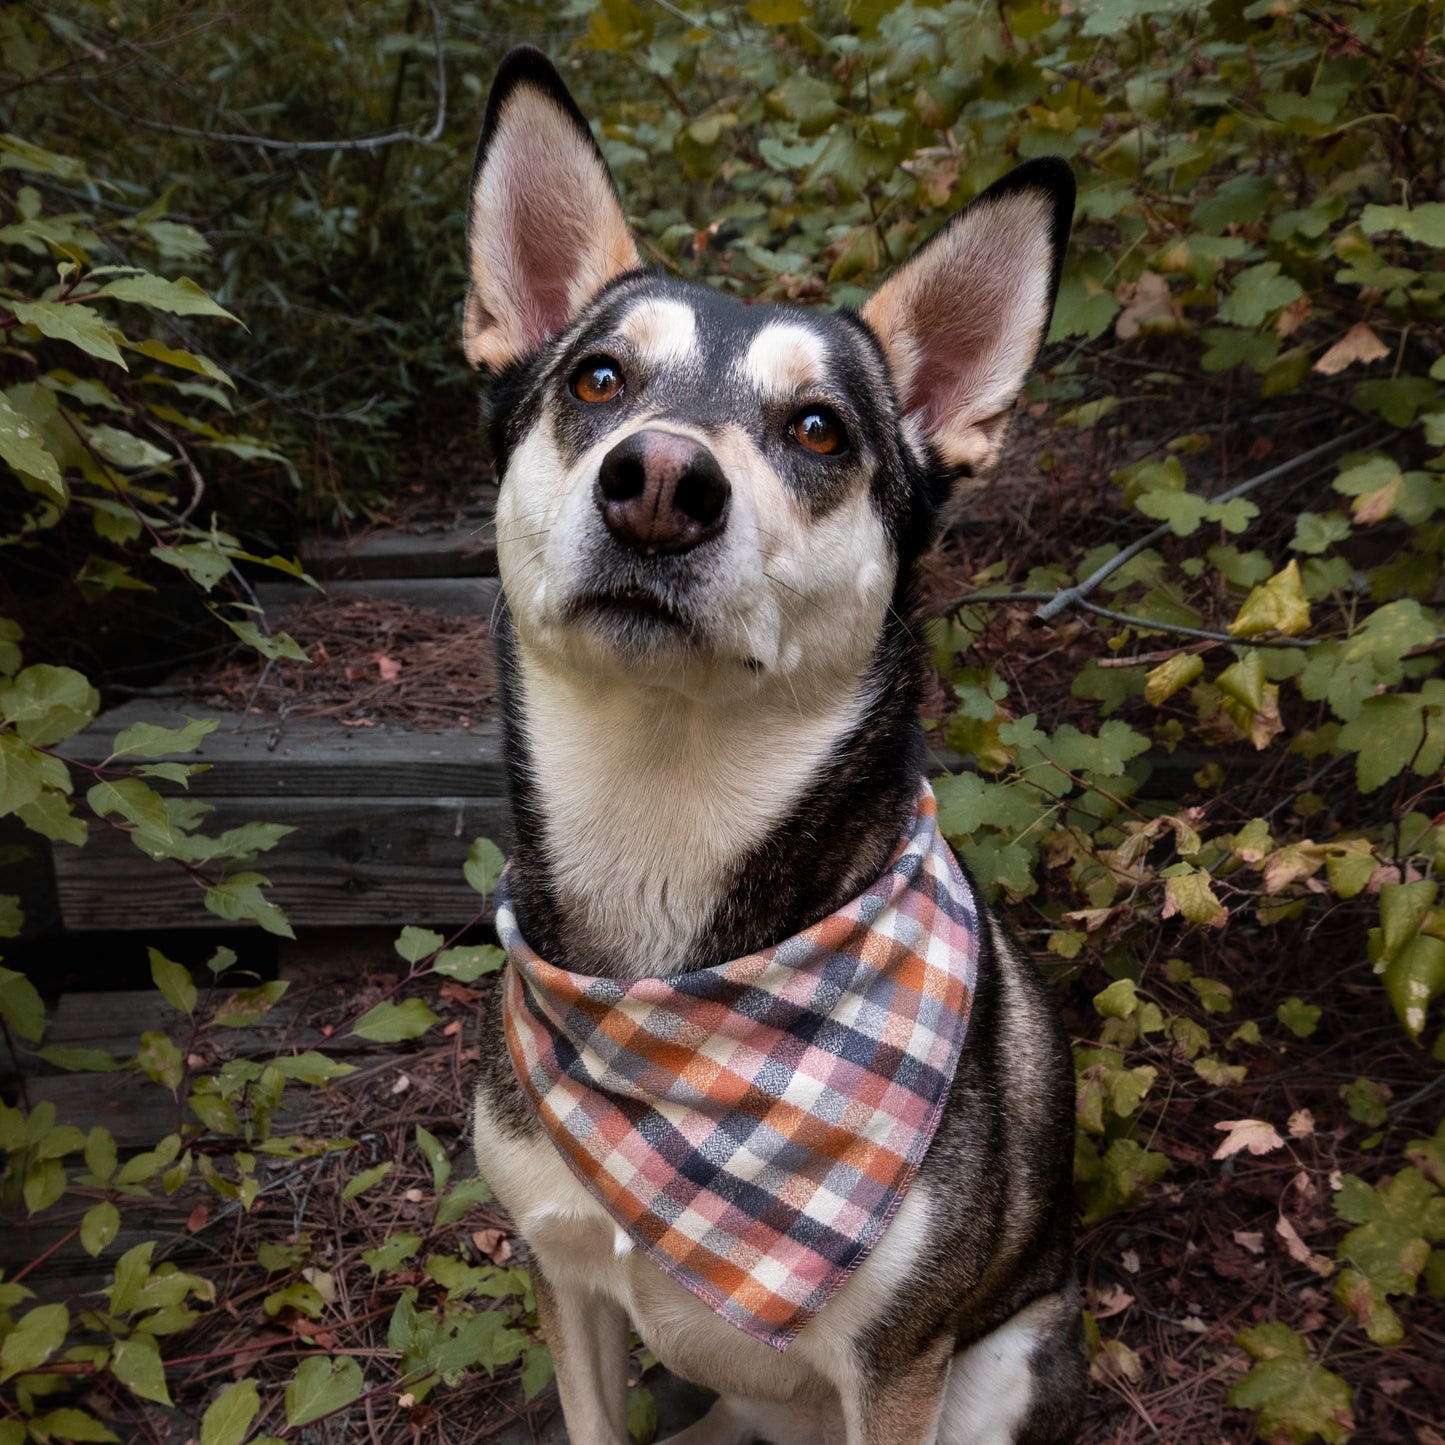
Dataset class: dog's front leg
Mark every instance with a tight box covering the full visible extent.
[533,1266,631,1445]
[843,1345,952,1445]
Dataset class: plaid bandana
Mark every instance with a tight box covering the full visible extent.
[498,781,980,1351]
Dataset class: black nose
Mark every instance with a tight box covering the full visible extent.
[595,430,730,556]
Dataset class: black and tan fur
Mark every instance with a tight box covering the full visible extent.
[465,46,1084,1445]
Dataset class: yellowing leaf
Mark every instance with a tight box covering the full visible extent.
[1229,560,1311,638]
[1230,1322,1354,1444]
[1313,321,1389,375]
[1144,652,1204,706]
[1162,868,1227,927]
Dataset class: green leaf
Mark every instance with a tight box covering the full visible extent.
[0,966,44,1042]
[0,390,63,499]
[123,336,233,387]
[284,1355,363,1427]
[110,717,217,760]
[91,272,239,322]
[200,1379,259,1445]
[434,1176,495,1226]
[416,1125,451,1194]
[1218,263,1304,328]
[1300,601,1439,721]
[394,926,444,964]
[204,874,294,938]
[0,894,23,938]
[628,1384,658,1444]
[18,789,88,845]
[1339,695,1436,792]
[0,664,99,745]
[28,1408,118,1442]
[8,299,126,368]
[1093,978,1138,1020]
[464,837,506,896]
[1383,934,1445,1044]
[137,1030,184,1091]
[748,0,809,20]
[0,1302,68,1382]
[0,733,70,817]
[1335,1168,1445,1295]
[153,542,232,591]
[521,1343,555,1402]
[351,998,438,1043]
[433,945,505,981]
[269,1051,356,1084]
[87,777,170,843]
[1229,1322,1354,1444]
[342,1161,393,1200]
[109,1332,172,1406]
[1360,201,1445,248]
[1276,998,1321,1038]
[149,948,196,1014]
[1291,511,1351,555]
[0,134,86,181]
[362,1232,422,1274]
[80,1201,120,1257]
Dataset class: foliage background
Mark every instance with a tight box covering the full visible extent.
[1,0,1443,1441]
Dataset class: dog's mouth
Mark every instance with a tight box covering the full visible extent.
[564,584,700,646]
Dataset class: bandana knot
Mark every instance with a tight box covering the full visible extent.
[497,780,979,1350]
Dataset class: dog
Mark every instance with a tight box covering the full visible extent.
[464,46,1083,1445]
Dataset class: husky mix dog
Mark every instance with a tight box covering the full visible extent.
[464,46,1084,1445]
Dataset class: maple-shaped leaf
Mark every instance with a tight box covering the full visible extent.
[1213,1118,1286,1159]
[1229,1322,1355,1444]
[1313,322,1389,375]
[1334,1167,1445,1296]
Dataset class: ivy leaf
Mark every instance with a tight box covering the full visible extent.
[109,1332,172,1405]
[1228,1322,1354,1444]
[9,299,126,368]
[200,1379,259,1445]
[1228,560,1310,638]
[284,1355,362,1427]
[352,999,439,1043]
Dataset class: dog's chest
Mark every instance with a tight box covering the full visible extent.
[472,1084,937,1402]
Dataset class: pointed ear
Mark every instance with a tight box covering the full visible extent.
[463,47,641,372]
[861,158,1074,474]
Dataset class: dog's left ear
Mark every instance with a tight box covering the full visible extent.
[463,47,641,372]
[861,158,1074,474]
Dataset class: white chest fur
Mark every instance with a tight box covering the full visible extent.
[513,650,869,975]
[473,1096,935,1406]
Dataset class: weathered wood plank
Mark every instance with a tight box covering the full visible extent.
[255,575,503,617]
[52,795,511,931]
[63,704,507,799]
[301,512,498,580]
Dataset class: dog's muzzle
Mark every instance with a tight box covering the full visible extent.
[594,430,730,557]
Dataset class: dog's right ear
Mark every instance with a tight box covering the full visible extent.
[463,47,641,372]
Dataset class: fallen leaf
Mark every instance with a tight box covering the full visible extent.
[1120,1249,1141,1275]
[339,717,376,728]
[1276,295,1312,338]
[438,982,482,1004]
[1313,321,1389,375]
[302,1266,337,1303]
[1214,1118,1287,1159]
[1115,271,1183,340]
[375,652,402,681]
[472,1228,514,1265]
[1233,1230,1266,1255]
[391,1072,412,1095]
[398,1393,416,1410]
[1092,1285,1134,1318]
[1276,1215,1334,1276]
[404,1188,426,1203]
[186,1205,209,1233]
[1288,1109,1316,1138]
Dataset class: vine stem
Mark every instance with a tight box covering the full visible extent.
[1027,426,1375,626]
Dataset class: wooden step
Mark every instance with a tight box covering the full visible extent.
[300,502,499,581]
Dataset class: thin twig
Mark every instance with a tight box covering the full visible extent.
[1030,426,1374,625]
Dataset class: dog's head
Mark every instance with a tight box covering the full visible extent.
[465,47,1072,699]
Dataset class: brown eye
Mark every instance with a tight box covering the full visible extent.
[572,357,624,404]
[790,407,845,456]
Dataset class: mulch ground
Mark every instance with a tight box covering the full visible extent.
[190,596,496,731]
